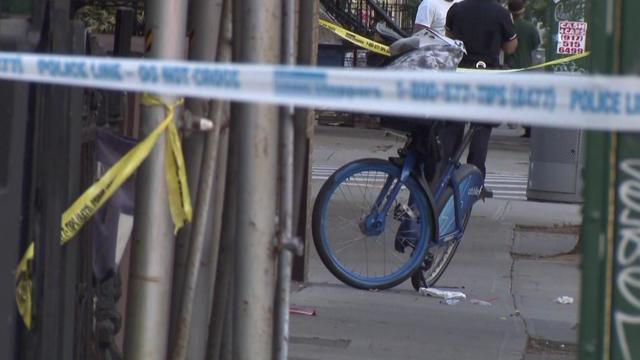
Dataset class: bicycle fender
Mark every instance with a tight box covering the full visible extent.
[413,172,439,245]
[454,164,484,212]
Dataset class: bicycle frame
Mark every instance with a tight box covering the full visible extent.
[360,151,419,237]
[430,126,480,242]
[359,123,482,244]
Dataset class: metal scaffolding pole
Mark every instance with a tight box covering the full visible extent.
[273,0,299,358]
[170,0,227,358]
[206,115,238,360]
[291,0,320,283]
[232,0,281,357]
[171,109,223,360]
[205,2,236,358]
[170,0,223,330]
[123,0,188,358]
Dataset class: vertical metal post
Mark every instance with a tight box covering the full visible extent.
[170,0,222,325]
[274,0,299,358]
[203,112,230,316]
[579,0,640,359]
[105,7,134,128]
[64,22,87,359]
[291,0,319,282]
[273,119,296,360]
[169,0,225,358]
[123,0,188,358]
[206,116,238,360]
[34,2,80,358]
[171,118,222,360]
[188,2,233,357]
[113,7,134,58]
[606,3,640,358]
[205,2,235,358]
[578,0,612,357]
[172,95,229,360]
[0,18,31,360]
[232,0,281,357]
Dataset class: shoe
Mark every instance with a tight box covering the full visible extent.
[481,187,493,200]
[394,218,418,253]
[393,203,419,253]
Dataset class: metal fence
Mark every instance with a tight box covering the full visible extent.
[322,0,416,36]
[380,1,415,34]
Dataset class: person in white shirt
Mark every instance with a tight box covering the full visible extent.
[413,0,460,35]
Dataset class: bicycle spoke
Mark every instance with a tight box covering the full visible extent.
[334,234,368,254]
[334,215,361,232]
[337,184,361,217]
[350,171,371,214]
[318,162,433,288]
[360,170,370,211]
[343,176,365,215]
[389,249,407,264]
[355,171,369,208]
[362,170,376,212]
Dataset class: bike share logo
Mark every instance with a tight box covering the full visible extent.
[468,185,483,197]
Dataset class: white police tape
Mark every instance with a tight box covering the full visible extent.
[1,51,639,131]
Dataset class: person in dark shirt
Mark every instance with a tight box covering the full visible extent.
[443,0,518,194]
[446,0,518,69]
[506,0,540,137]
[505,0,540,69]
[395,0,518,252]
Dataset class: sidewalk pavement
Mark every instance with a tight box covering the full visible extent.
[289,125,582,360]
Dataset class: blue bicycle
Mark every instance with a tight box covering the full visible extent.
[312,122,485,290]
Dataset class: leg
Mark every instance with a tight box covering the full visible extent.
[466,124,492,179]
[423,122,464,186]
[438,122,465,160]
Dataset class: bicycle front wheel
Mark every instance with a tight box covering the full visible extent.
[312,159,434,290]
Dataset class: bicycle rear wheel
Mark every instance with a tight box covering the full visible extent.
[312,159,434,290]
[411,186,470,290]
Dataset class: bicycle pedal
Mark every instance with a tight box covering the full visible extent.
[393,203,416,221]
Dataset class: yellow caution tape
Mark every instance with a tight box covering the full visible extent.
[319,19,390,56]
[520,51,590,71]
[140,95,193,232]
[15,95,192,329]
[318,19,589,73]
[456,51,591,73]
[15,242,33,329]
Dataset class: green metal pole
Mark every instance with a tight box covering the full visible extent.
[578,132,611,359]
[580,0,640,359]
[578,0,614,357]
[609,0,640,358]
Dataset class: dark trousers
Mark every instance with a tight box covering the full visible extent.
[466,124,492,178]
[425,122,492,184]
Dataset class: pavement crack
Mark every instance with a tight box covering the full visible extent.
[325,151,335,161]
[509,227,531,360]
[494,200,511,222]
